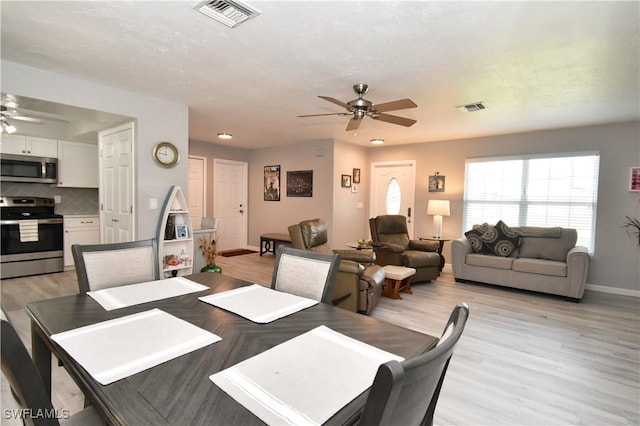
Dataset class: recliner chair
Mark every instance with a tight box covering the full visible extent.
[369,215,441,283]
[288,219,385,315]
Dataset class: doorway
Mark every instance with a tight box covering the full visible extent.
[370,160,416,237]
[188,156,206,229]
[213,159,248,251]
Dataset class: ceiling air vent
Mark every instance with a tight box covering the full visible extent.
[456,102,487,112]
[195,0,261,28]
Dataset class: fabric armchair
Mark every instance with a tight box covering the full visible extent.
[369,215,441,283]
[288,218,384,315]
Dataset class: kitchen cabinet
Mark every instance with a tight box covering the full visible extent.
[57,140,99,188]
[0,134,58,158]
[64,216,100,268]
[157,186,193,278]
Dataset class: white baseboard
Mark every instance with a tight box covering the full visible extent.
[586,283,640,298]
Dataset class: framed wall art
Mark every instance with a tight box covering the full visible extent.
[264,165,281,201]
[287,170,313,197]
[341,174,351,188]
[352,168,361,183]
[630,167,640,192]
[428,174,445,192]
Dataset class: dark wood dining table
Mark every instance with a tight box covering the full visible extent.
[27,272,438,425]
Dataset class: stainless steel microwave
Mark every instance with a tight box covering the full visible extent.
[0,154,58,184]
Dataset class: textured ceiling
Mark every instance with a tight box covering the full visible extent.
[1,1,639,149]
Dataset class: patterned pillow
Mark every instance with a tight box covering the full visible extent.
[464,223,494,255]
[483,220,521,257]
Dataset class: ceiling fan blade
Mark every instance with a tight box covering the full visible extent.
[7,115,44,123]
[297,112,348,118]
[345,118,361,131]
[318,96,351,110]
[373,98,417,113]
[373,113,417,127]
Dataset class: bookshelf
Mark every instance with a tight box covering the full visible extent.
[157,185,193,278]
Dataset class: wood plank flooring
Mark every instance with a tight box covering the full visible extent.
[2,253,639,425]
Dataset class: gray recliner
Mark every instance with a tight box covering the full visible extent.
[288,218,385,315]
[369,215,441,283]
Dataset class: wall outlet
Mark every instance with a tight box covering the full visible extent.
[149,198,158,209]
[54,195,61,204]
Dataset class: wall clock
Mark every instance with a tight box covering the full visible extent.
[153,141,180,168]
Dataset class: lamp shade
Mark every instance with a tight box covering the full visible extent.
[427,200,450,217]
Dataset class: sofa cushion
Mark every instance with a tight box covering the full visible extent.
[512,258,567,277]
[466,253,514,270]
[464,224,494,254]
[483,220,521,257]
[518,228,577,262]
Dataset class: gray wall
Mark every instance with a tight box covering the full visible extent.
[2,60,189,240]
[368,121,640,293]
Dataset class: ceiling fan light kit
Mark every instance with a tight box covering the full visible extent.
[298,83,418,131]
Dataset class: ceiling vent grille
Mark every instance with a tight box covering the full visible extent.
[456,102,487,112]
[195,0,261,28]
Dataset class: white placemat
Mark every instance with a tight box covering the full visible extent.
[51,308,221,385]
[210,325,404,425]
[199,284,318,323]
[87,277,209,310]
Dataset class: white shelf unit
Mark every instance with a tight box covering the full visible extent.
[157,185,193,278]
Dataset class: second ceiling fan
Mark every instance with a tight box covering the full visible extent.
[298,83,417,131]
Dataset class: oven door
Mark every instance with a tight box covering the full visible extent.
[0,218,64,259]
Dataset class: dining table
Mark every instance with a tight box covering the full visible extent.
[26,272,438,425]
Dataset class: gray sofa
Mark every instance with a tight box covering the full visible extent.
[452,226,590,300]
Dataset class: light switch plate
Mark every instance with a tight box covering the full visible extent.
[149,198,158,209]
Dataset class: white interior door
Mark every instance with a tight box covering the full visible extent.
[188,156,206,229]
[370,160,416,237]
[213,159,248,251]
[99,122,135,243]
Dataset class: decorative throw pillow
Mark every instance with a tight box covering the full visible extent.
[483,220,520,257]
[464,223,494,255]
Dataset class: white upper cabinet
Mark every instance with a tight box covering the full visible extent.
[1,134,58,158]
[57,140,99,188]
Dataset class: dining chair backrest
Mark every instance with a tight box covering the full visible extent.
[359,303,470,426]
[270,246,340,304]
[1,310,59,426]
[72,239,159,293]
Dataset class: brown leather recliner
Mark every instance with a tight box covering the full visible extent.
[288,219,385,315]
[369,215,441,283]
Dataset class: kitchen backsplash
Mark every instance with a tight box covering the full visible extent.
[1,182,99,215]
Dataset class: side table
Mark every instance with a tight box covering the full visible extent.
[418,237,450,273]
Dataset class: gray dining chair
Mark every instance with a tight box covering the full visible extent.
[358,303,470,426]
[72,239,159,294]
[270,246,340,304]
[1,310,105,426]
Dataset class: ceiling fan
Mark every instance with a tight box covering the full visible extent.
[298,83,417,131]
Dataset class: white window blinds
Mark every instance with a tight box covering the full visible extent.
[463,152,600,252]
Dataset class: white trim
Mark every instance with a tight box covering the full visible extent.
[586,283,640,298]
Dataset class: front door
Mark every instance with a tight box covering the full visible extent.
[213,159,248,251]
[99,122,135,243]
[370,160,416,237]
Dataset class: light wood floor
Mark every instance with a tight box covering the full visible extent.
[2,253,639,425]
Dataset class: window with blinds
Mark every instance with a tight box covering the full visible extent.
[463,152,600,252]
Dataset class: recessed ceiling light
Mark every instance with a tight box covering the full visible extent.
[370,139,384,145]
[217,133,232,139]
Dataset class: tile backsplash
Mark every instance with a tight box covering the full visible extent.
[1,182,99,215]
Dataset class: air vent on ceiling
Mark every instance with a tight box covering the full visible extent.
[195,0,261,28]
[456,102,487,112]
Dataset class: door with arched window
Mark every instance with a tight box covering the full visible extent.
[369,160,416,237]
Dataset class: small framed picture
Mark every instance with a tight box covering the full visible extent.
[428,175,445,192]
[352,168,361,183]
[630,167,640,192]
[341,174,351,188]
[175,224,188,239]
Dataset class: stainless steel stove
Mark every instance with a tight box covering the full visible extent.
[0,196,64,279]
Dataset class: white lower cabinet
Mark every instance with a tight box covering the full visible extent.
[64,216,100,268]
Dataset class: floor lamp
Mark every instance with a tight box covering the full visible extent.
[427,200,450,238]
